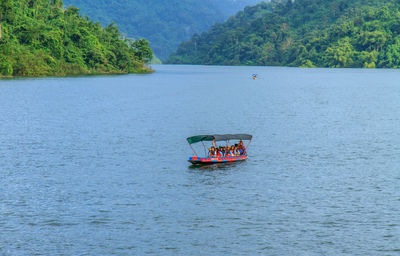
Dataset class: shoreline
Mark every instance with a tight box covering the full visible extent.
[0,66,154,79]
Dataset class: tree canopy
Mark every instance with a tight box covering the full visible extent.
[167,0,400,68]
[0,0,153,77]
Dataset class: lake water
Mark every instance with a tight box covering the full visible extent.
[0,65,399,255]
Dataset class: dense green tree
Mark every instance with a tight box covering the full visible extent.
[131,39,153,63]
[324,37,356,68]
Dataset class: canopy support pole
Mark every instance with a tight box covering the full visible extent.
[201,141,207,157]
[245,139,252,154]
[189,143,198,157]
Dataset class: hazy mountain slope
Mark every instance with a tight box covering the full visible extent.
[213,0,263,17]
[168,0,400,68]
[63,0,264,60]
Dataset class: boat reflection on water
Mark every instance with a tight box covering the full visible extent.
[188,160,245,170]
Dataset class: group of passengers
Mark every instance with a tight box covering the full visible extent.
[208,141,246,157]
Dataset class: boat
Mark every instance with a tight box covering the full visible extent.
[187,134,252,165]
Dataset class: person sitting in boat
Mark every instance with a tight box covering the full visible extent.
[233,144,238,156]
[235,141,245,155]
[216,147,222,157]
[224,145,230,156]
[219,146,225,157]
[209,146,216,157]
[230,146,236,156]
[239,146,245,155]
[227,146,231,156]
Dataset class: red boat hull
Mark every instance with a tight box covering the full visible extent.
[188,155,247,165]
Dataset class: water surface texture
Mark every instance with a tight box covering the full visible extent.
[0,65,399,255]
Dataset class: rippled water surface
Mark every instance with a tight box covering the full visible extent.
[0,65,399,255]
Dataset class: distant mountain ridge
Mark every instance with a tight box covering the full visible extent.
[168,0,400,68]
[63,0,263,60]
[213,0,263,17]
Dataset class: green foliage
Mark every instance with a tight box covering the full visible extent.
[0,58,13,76]
[0,0,153,77]
[130,39,153,63]
[324,37,356,68]
[167,0,400,68]
[300,60,316,68]
[63,0,261,60]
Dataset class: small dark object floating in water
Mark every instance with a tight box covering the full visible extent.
[186,134,252,165]
[252,74,258,79]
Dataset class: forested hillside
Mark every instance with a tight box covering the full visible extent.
[0,0,153,77]
[168,0,400,68]
[64,0,262,60]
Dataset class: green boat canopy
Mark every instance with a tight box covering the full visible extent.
[187,134,252,144]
